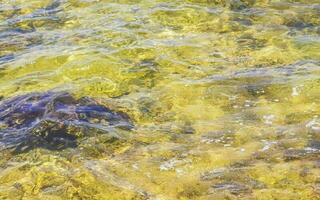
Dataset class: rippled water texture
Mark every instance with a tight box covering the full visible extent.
[0,0,320,199]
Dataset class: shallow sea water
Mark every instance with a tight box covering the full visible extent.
[0,0,320,199]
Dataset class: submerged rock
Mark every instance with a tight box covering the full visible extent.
[0,92,133,152]
[283,148,320,161]
[211,182,251,195]
[201,168,227,181]
[229,0,256,11]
